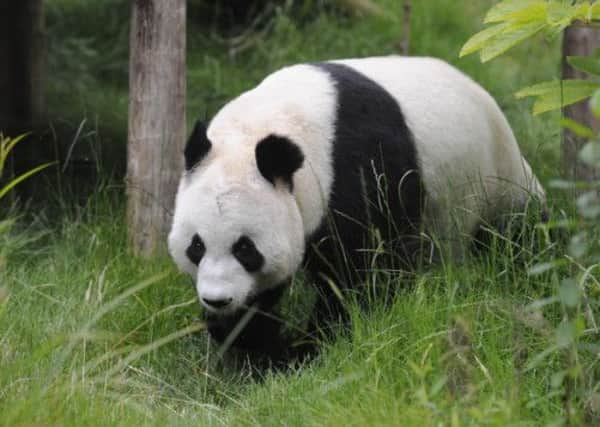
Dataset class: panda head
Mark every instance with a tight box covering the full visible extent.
[168,120,305,317]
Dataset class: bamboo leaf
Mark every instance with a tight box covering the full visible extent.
[480,21,545,62]
[547,2,586,33]
[484,0,543,23]
[515,80,561,98]
[574,3,591,23]
[495,2,548,24]
[591,89,600,116]
[516,79,599,115]
[460,23,509,57]
[568,55,600,77]
[532,80,599,115]
[591,3,600,21]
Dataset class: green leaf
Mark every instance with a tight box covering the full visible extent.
[574,3,592,23]
[590,89,600,116]
[591,3,600,21]
[579,142,600,167]
[559,278,581,308]
[547,2,588,35]
[484,0,544,24]
[515,79,600,115]
[568,55,600,77]
[460,23,509,57]
[515,80,561,98]
[480,21,546,62]
[560,118,595,138]
[533,83,599,114]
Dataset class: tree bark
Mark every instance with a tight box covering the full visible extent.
[562,24,600,182]
[399,0,411,55]
[127,0,186,256]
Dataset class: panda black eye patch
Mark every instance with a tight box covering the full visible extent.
[186,234,206,265]
[232,236,264,273]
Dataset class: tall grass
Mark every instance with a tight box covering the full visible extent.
[3,0,596,426]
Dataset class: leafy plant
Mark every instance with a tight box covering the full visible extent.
[462,1,600,424]
[461,0,600,115]
[0,134,54,306]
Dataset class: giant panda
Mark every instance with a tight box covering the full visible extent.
[168,56,546,360]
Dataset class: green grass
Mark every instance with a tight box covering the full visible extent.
[2,1,597,426]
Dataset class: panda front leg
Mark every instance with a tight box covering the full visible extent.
[298,274,352,348]
[308,297,348,342]
[296,236,360,352]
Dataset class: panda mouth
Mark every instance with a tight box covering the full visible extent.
[203,281,291,350]
[203,280,289,319]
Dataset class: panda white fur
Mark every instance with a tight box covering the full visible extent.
[168,56,545,358]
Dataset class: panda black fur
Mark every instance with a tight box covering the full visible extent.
[168,56,545,360]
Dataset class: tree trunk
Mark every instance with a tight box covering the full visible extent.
[399,0,411,55]
[127,0,186,256]
[562,24,600,182]
[0,0,45,194]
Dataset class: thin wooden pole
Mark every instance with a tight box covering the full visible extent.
[127,0,186,256]
[562,24,600,182]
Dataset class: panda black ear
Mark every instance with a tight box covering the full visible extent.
[184,120,212,170]
[255,135,304,190]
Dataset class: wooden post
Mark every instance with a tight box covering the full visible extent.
[562,24,600,182]
[127,0,186,256]
[400,0,411,55]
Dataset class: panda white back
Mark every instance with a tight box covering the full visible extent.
[332,57,544,239]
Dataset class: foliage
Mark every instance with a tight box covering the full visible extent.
[461,0,600,115]
[0,134,54,329]
[463,1,600,424]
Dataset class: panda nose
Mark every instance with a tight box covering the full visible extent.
[202,297,232,309]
